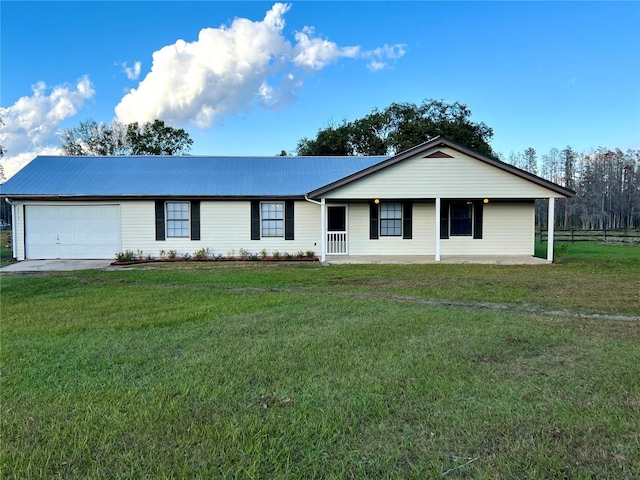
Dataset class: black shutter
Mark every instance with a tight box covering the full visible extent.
[155,200,165,241]
[403,201,412,239]
[190,201,201,240]
[440,200,449,239]
[285,200,295,240]
[369,202,379,239]
[473,200,483,239]
[251,201,260,240]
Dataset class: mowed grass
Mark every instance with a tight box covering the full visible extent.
[1,243,639,478]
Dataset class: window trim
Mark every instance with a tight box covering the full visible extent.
[260,201,284,238]
[379,201,403,237]
[166,201,190,238]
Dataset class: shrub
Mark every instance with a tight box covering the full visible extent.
[259,248,268,259]
[182,252,192,260]
[114,250,135,262]
[159,249,167,259]
[284,252,292,260]
[295,250,305,259]
[306,250,315,258]
[272,250,281,259]
[227,249,236,258]
[167,250,177,259]
[193,247,210,260]
[238,248,249,260]
[136,249,144,260]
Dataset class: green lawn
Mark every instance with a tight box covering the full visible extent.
[0,230,14,268]
[1,243,639,479]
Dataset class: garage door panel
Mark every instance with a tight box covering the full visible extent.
[26,205,121,259]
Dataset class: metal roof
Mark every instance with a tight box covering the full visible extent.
[0,155,389,198]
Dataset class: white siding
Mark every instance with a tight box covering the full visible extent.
[121,200,321,258]
[344,201,534,257]
[323,147,565,200]
[346,202,435,255]
[441,202,535,256]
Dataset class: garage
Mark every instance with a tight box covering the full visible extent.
[25,205,121,259]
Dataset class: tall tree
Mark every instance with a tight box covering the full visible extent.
[295,99,494,157]
[524,147,537,175]
[61,119,192,156]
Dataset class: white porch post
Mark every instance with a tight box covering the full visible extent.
[547,197,555,262]
[435,197,441,262]
[321,197,327,264]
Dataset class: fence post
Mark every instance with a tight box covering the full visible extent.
[571,228,574,244]
[603,226,607,243]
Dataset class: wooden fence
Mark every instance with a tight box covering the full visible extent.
[538,229,640,244]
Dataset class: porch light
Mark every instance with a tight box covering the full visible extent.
[374,198,380,204]
[483,198,489,204]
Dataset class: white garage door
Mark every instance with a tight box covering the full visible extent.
[25,205,121,259]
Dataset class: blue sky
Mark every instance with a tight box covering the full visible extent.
[2,1,639,178]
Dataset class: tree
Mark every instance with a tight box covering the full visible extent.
[125,120,193,155]
[60,119,192,156]
[524,147,537,175]
[295,99,494,157]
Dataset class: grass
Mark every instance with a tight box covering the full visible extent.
[0,230,15,267]
[1,242,639,478]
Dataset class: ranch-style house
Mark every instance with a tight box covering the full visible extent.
[0,137,574,263]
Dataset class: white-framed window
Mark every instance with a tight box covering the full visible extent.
[261,202,284,237]
[166,202,190,238]
[380,202,402,236]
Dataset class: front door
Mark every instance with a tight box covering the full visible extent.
[327,206,347,254]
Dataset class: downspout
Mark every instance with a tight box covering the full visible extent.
[304,195,327,265]
[4,198,17,260]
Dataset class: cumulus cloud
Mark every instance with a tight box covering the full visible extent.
[121,61,142,80]
[115,3,406,127]
[0,76,94,179]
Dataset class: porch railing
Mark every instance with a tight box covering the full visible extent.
[327,232,347,254]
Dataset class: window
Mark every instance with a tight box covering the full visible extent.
[450,202,473,236]
[380,202,402,236]
[166,202,190,237]
[261,202,284,237]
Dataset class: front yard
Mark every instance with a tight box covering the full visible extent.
[1,243,638,478]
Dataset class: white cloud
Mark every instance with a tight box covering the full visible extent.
[115,3,406,128]
[121,61,142,80]
[0,76,94,179]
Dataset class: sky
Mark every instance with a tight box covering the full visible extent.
[1,1,639,179]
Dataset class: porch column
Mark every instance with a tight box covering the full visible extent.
[321,197,327,264]
[547,197,555,262]
[435,197,441,262]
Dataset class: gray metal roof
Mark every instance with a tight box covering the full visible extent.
[0,155,389,198]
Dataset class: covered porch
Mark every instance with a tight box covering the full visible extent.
[324,254,551,265]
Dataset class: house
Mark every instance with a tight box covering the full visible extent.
[0,137,574,263]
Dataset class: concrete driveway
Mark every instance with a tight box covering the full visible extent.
[0,259,113,272]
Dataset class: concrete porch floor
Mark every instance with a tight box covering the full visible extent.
[325,255,550,265]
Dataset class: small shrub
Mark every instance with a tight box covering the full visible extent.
[115,250,135,262]
[306,250,315,258]
[272,250,281,259]
[284,252,292,260]
[248,253,259,261]
[259,248,268,259]
[182,252,192,260]
[193,247,210,260]
[136,249,144,260]
[146,254,153,261]
[159,249,167,259]
[238,248,249,260]
[167,249,177,259]
[227,249,236,258]
[295,250,305,259]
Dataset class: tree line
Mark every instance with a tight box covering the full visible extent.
[503,146,640,230]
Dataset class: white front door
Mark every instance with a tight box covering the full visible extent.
[25,205,121,259]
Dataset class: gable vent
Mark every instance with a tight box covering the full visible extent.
[424,151,454,158]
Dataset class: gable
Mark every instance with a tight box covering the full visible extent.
[310,139,574,200]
